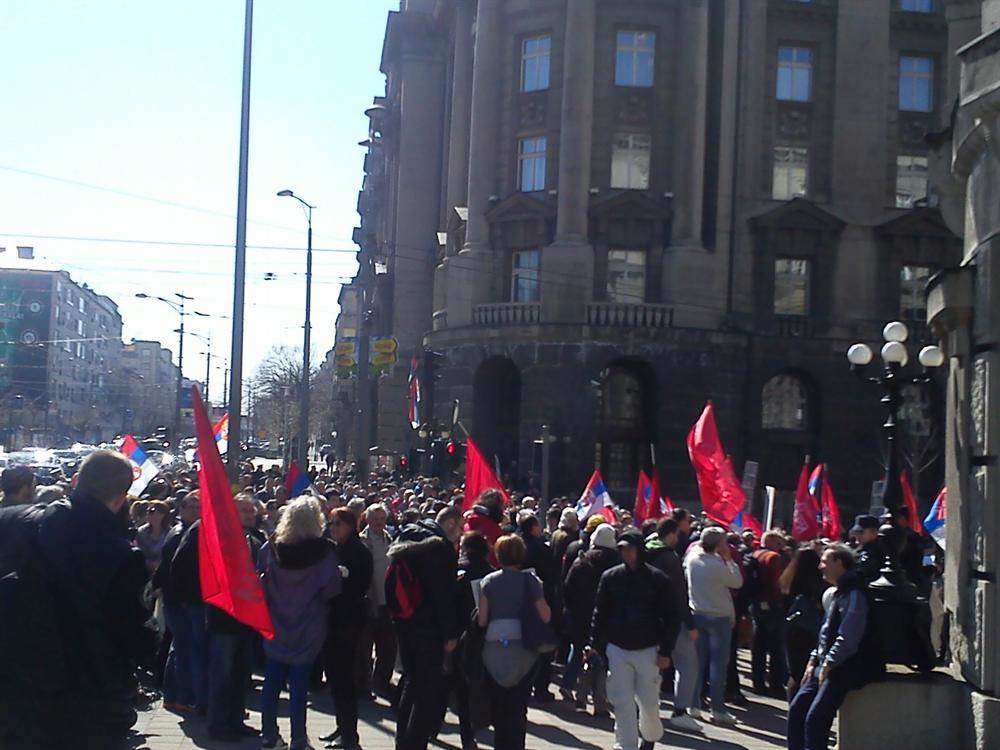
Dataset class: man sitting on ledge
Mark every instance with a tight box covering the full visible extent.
[787,544,883,750]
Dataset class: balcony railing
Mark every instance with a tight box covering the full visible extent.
[473,303,541,326]
[587,303,674,328]
[776,316,814,338]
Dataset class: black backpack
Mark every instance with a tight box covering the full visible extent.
[0,504,71,693]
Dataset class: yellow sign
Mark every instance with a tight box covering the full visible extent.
[335,341,356,355]
[335,355,356,367]
[371,351,396,366]
[372,338,398,354]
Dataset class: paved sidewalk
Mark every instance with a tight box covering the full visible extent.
[135,652,794,750]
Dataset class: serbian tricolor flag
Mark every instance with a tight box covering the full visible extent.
[923,487,947,549]
[120,434,159,496]
[576,470,617,524]
[213,412,229,456]
[793,460,821,542]
[407,354,422,430]
[463,436,509,511]
[285,461,312,497]
[900,470,925,535]
[192,385,274,639]
[686,402,745,526]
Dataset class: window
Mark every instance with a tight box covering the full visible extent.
[615,31,655,87]
[900,0,933,11]
[900,56,934,112]
[900,265,932,321]
[611,133,651,189]
[772,147,809,200]
[777,46,812,102]
[517,136,547,192]
[521,35,550,92]
[774,258,811,316]
[606,249,646,303]
[896,155,929,208]
[511,249,540,303]
[78,297,85,313]
[762,375,809,431]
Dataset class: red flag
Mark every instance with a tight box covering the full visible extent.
[463,436,509,511]
[900,470,924,535]
[686,402,745,526]
[192,385,274,639]
[820,466,842,540]
[648,468,673,519]
[792,460,820,542]
[634,471,652,523]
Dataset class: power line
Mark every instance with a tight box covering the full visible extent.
[0,231,359,254]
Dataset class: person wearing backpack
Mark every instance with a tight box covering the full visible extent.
[749,531,788,696]
[787,544,884,750]
[2,450,158,750]
[386,505,463,750]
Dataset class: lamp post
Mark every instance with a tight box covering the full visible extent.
[847,320,944,671]
[277,189,315,471]
[135,293,209,445]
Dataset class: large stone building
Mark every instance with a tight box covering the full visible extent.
[120,339,180,437]
[0,266,125,446]
[348,0,961,516]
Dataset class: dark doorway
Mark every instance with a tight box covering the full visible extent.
[473,357,522,483]
[595,359,655,503]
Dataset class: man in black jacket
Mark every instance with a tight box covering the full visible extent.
[4,451,158,750]
[386,506,462,750]
[591,530,680,750]
[850,515,886,585]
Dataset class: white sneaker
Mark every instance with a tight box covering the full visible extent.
[711,709,738,726]
[686,708,706,721]
[667,714,703,733]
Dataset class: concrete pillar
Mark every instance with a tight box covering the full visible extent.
[672,0,709,245]
[445,0,503,328]
[543,0,596,323]
[445,0,474,216]
[830,0,891,220]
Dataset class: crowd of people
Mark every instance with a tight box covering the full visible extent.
[0,453,946,750]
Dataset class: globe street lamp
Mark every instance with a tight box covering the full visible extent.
[847,320,943,671]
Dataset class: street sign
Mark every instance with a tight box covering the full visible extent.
[372,338,397,354]
[741,460,759,513]
[371,351,396,366]
[335,341,356,356]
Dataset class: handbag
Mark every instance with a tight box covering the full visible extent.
[519,571,558,653]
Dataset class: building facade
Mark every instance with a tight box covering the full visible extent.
[0,267,125,446]
[120,339,180,438]
[350,0,960,517]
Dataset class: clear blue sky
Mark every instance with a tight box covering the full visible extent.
[0,0,396,403]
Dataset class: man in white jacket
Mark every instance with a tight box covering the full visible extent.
[686,527,744,726]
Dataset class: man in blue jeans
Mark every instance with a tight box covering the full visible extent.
[685,527,743,727]
[787,544,883,750]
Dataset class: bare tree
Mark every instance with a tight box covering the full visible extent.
[251,345,320,460]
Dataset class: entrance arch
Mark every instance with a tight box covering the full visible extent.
[473,357,521,481]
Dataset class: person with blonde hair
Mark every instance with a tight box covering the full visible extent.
[258,497,343,750]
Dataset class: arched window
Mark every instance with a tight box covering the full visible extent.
[761,374,809,431]
[599,367,644,431]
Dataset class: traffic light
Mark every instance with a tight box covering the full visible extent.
[446,440,456,457]
[398,453,410,475]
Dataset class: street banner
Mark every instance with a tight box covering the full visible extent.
[463,435,508,511]
[686,402,745,526]
[407,354,422,429]
[120,434,159,496]
[192,385,274,640]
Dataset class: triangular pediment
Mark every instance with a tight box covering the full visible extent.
[447,206,468,232]
[748,198,845,232]
[486,193,552,223]
[875,206,956,239]
[589,189,671,219]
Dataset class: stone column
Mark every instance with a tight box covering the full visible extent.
[542,0,596,323]
[672,0,709,245]
[444,0,503,328]
[445,0,474,216]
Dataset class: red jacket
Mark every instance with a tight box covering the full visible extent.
[463,507,502,568]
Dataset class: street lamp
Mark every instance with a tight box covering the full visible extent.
[135,292,209,445]
[847,320,944,671]
[277,188,316,471]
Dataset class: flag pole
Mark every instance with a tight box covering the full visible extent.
[227,0,253,483]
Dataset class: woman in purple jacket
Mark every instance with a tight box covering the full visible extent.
[258,497,343,750]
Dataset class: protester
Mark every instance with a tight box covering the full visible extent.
[477,534,550,750]
[360,502,396,698]
[686,526,743,726]
[850,515,885,585]
[780,547,827,700]
[136,499,172,575]
[561,522,618,716]
[749,531,789,695]
[463,490,504,567]
[0,464,37,506]
[387,506,463,750]
[324,507,374,750]
[258,497,343,750]
[455,531,496,750]
[590,529,679,750]
[787,544,883,750]
[0,450,158,749]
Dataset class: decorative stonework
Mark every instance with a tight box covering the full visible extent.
[900,116,930,149]
[777,107,811,140]
[615,90,650,126]
[519,96,546,129]
[971,355,989,456]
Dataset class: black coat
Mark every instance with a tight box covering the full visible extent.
[856,539,886,585]
[330,533,374,630]
[38,494,158,696]
[152,521,190,605]
[387,520,459,639]
[590,562,680,658]
[563,546,619,645]
[648,545,694,629]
